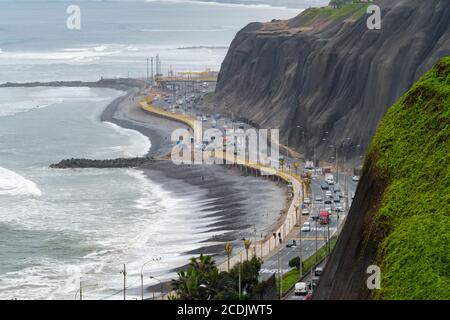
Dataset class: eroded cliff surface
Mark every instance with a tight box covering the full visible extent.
[215,0,450,161]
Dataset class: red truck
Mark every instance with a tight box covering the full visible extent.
[319,210,330,225]
[323,167,332,174]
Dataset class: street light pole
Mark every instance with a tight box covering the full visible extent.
[315,219,318,263]
[121,264,127,301]
[140,257,162,300]
[299,221,303,278]
[149,276,164,300]
[327,219,330,255]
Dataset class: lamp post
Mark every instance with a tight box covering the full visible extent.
[120,264,127,301]
[140,257,162,300]
[315,219,318,263]
[299,219,303,278]
[329,144,339,184]
[75,281,97,300]
[149,276,164,300]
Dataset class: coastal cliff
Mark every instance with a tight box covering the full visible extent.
[314,57,450,300]
[214,0,450,161]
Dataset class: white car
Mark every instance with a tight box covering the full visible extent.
[315,195,323,202]
[325,190,332,197]
[301,222,311,232]
[304,197,311,204]
[294,282,308,296]
[352,175,360,182]
[301,208,310,215]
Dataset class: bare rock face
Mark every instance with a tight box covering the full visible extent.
[215,0,450,161]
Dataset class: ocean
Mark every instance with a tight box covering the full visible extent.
[0,1,300,300]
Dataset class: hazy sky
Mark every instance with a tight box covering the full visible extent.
[0,0,330,9]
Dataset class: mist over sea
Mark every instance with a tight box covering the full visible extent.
[0,1,299,299]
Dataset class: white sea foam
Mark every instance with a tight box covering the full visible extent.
[0,45,123,65]
[0,87,105,118]
[0,167,42,197]
[102,122,151,157]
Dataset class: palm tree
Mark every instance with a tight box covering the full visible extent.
[225,243,233,272]
[190,254,215,273]
[244,239,252,261]
[293,162,299,175]
[279,157,285,171]
[304,172,312,196]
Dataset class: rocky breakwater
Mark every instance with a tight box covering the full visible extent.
[50,157,153,169]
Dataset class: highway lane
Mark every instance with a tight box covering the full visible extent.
[262,169,358,299]
[151,84,360,299]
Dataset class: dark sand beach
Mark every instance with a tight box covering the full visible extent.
[101,89,289,278]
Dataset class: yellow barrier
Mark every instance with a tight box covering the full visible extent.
[139,101,195,128]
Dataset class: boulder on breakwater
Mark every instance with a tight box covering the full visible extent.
[50,157,153,169]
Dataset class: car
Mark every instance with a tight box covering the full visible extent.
[301,222,311,232]
[334,188,341,193]
[333,198,340,203]
[286,240,297,248]
[321,184,329,190]
[294,282,308,296]
[314,267,323,277]
[308,277,320,290]
[352,175,360,182]
[324,198,332,204]
[325,190,332,197]
[335,205,344,212]
[304,291,313,300]
[315,195,323,202]
[301,208,310,215]
[311,212,319,221]
[303,197,311,204]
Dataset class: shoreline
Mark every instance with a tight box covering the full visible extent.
[4,80,294,297]
[136,96,304,279]
[100,86,292,293]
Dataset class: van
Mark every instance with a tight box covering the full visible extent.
[294,282,308,296]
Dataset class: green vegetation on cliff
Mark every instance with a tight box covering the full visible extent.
[300,1,369,25]
[367,57,450,299]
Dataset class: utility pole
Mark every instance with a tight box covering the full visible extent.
[315,219,318,263]
[299,221,303,278]
[141,272,144,301]
[335,146,339,184]
[146,58,149,85]
[278,233,283,300]
[238,258,242,300]
[286,134,289,159]
[327,220,330,255]
[120,264,127,301]
[79,281,82,301]
[151,57,154,85]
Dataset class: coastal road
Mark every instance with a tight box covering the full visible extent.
[149,84,359,298]
[260,170,358,298]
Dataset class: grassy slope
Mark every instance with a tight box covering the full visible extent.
[367,57,450,299]
[299,2,369,26]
